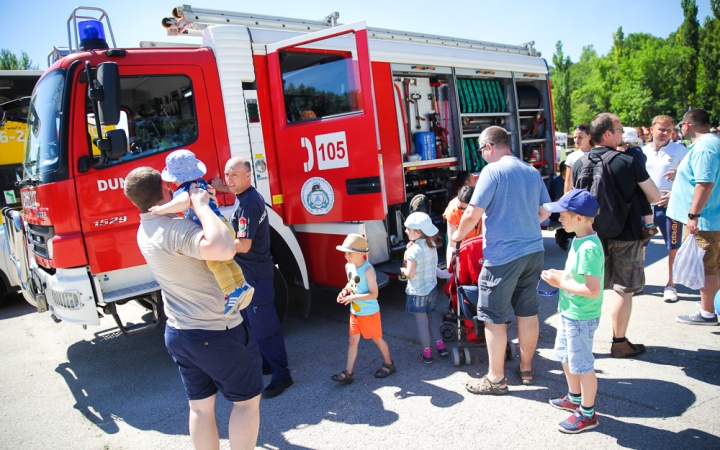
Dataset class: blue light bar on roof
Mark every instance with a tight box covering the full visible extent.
[78,20,109,51]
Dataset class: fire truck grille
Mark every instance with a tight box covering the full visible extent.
[47,288,82,310]
[27,224,54,259]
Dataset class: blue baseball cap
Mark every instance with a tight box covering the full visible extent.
[543,189,599,218]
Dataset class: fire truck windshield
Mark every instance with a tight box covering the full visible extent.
[23,70,66,179]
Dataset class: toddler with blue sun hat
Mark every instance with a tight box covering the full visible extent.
[150,149,254,316]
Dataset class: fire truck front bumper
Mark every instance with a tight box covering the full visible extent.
[33,265,101,326]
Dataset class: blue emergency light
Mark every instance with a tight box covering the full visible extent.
[78,20,109,51]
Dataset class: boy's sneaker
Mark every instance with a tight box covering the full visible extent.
[557,409,598,434]
[421,348,434,364]
[676,310,718,326]
[663,285,678,303]
[223,283,255,316]
[436,341,449,357]
[549,395,580,413]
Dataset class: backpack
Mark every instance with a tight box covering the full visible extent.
[574,150,631,239]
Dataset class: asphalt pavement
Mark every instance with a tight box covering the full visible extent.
[0,231,718,449]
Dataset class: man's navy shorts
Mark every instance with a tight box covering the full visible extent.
[165,321,263,402]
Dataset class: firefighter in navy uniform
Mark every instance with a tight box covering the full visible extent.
[214,156,294,399]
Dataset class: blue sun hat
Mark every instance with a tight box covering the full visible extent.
[161,149,207,182]
[404,212,439,236]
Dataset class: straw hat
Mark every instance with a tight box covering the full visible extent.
[336,234,369,253]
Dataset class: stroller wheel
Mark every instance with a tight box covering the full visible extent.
[440,323,458,343]
[452,347,461,366]
[463,347,472,365]
[505,342,518,361]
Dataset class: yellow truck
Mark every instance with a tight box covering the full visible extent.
[0,70,42,300]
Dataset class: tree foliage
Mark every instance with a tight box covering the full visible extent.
[550,0,720,130]
[0,49,38,70]
[551,41,572,133]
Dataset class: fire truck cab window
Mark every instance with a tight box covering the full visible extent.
[87,75,197,166]
[280,48,362,124]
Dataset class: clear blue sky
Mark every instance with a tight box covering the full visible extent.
[2,0,714,70]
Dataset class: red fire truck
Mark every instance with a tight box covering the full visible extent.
[2,6,555,335]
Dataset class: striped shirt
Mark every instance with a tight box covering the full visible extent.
[405,239,438,296]
[136,212,242,330]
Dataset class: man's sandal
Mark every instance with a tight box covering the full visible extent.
[375,362,396,379]
[465,376,509,395]
[331,370,353,384]
[516,366,535,386]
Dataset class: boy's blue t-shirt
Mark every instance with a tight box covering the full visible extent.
[347,260,380,316]
[470,156,550,266]
[174,179,223,225]
[558,233,605,321]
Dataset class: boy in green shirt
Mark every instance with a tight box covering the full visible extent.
[541,189,604,434]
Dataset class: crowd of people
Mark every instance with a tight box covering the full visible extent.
[119,108,718,446]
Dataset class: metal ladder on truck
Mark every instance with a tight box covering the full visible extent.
[161,4,539,56]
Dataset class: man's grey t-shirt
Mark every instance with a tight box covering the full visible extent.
[471,155,550,266]
[136,213,242,330]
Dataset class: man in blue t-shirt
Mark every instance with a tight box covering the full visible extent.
[667,109,720,326]
[215,157,294,397]
[453,126,552,395]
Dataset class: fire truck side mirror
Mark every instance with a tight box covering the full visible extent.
[94,129,127,162]
[96,62,121,125]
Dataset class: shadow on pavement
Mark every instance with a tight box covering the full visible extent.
[55,323,185,435]
[0,292,35,320]
[641,346,720,387]
[597,416,720,449]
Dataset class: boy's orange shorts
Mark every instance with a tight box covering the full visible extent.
[349,311,383,339]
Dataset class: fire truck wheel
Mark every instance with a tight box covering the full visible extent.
[273,266,288,324]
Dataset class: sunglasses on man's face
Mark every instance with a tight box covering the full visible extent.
[536,279,559,297]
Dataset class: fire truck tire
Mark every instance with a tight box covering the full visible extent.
[273,266,288,324]
[21,291,37,308]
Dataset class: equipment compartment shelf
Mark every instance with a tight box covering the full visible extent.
[518,108,544,112]
[460,112,512,118]
[403,157,458,170]
[521,138,547,144]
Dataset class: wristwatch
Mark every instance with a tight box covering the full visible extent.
[688,213,701,219]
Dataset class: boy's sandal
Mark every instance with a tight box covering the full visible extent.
[331,370,354,384]
[375,362,396,379]
[465,376,509,395]
[516,366,535,386]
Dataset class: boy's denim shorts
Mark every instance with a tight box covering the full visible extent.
[554,315,600,375]
[405,287,438,314]
[165,321,264,402]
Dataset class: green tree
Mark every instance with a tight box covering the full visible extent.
[551,41,572,133]
[698,0,720,123]
[612,27,624,66]
[0,49,37,70]
[677,0,700,109]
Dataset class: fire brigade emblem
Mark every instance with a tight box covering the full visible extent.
[237,217,247,238]
[301,177,334,215]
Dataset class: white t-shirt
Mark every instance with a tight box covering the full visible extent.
[642,141,688,193]
[564,150,590,174]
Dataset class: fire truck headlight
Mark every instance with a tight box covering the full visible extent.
[47,237,53,260]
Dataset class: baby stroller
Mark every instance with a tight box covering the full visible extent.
[439,236,518,366]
